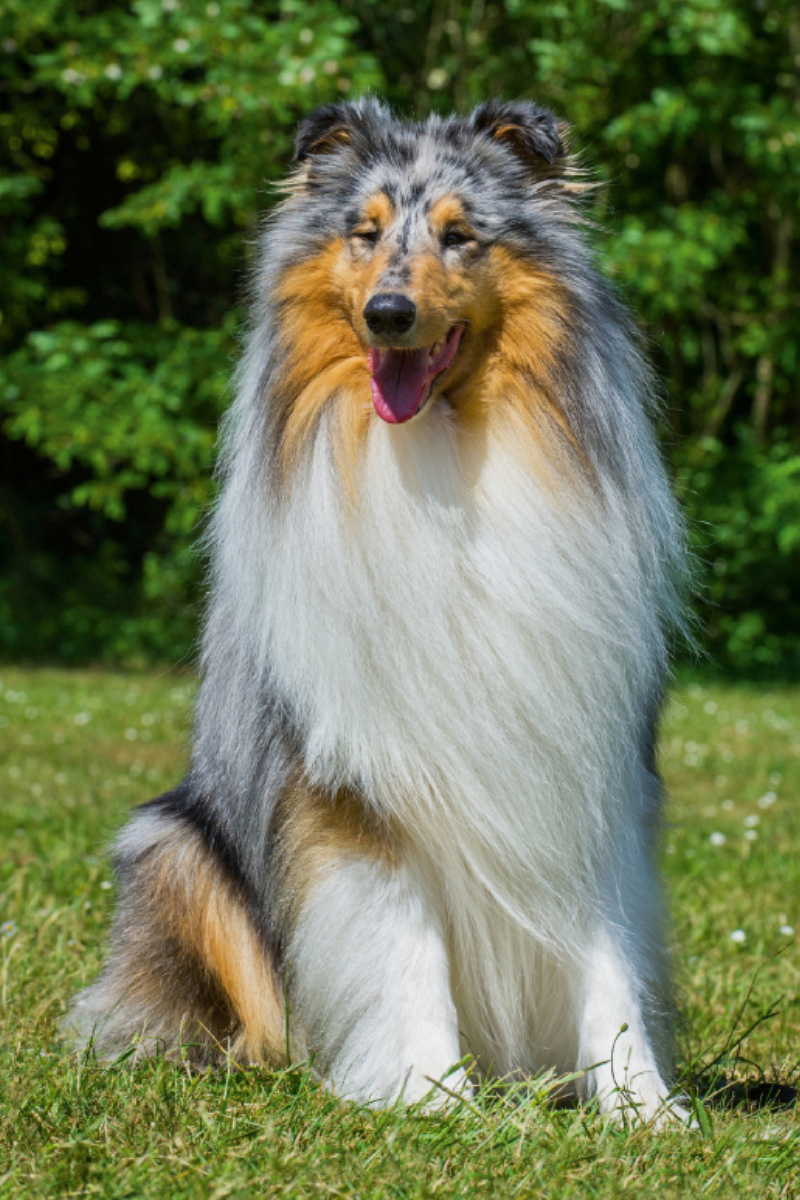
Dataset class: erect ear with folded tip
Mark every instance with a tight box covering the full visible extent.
[470,98,566,170]
[294,102,368,162]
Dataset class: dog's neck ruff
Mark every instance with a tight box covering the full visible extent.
[215,401,672,946]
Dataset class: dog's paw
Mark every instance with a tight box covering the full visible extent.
[599,1087,696,1129]
[415,1065,474,1111]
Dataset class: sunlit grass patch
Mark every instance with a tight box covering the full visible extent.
[1,668,798,1197]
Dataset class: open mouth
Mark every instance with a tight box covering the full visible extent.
[367,324,465,424]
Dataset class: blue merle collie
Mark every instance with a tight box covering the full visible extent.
[67,98,688,1121]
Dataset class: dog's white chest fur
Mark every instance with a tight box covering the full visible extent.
[262,413,655,819]
[229,407,673,1099]
[231,409,661,1057]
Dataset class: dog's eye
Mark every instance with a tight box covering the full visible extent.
[353,229,379,245]
[442,228,471,249]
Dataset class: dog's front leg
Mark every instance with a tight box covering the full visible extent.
[577,925,677,1125]
[285,850,467,1107]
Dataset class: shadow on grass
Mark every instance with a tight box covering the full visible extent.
[694,1073,798,1112]
[684,944,799,1115]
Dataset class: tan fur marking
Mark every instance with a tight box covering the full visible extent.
[306,124,353,159]
[275,243,373,491]
[146,829,287,1066]
[445,247,592,482]
[429,195,471,233]
[359,191,395,232]
[275,783,399,926]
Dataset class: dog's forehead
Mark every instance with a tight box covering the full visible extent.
[358,130,486,216]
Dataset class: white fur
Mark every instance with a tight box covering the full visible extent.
[209,390,681,1117]
[288,852,468,1106]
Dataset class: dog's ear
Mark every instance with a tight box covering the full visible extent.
[295,102,366,162]
[470,98,564,168]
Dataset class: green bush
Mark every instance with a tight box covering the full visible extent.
[0,318,233,659]
[676,431,800,676]
[0,0,798,670]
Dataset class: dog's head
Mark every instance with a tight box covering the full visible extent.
[268,98,583,474]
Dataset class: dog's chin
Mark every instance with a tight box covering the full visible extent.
[367,324,465,424]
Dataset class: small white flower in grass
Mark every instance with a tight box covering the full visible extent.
[74,712,90,725]
[1,921,17,938]
[730,929,746,944]
[100,881,113,891]
[779,925,794,937]
[744,829,758,841]
[125,728,138,741]
[757,792,777,809]
[147,65,163,80]
[104,63,122,80]
[744,814,760,827]
[709,832,726,846]
[173,37,190,52]
[721,798,734,810]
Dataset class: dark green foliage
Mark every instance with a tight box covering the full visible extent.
[677,431,800,675]
[0,0,797,668]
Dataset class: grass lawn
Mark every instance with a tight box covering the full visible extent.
[0,667,798,1197]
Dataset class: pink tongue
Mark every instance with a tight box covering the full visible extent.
[369,348,431,424]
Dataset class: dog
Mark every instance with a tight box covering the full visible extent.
[67,97,688,1121]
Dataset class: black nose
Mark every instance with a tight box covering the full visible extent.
[363,293,417,336]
